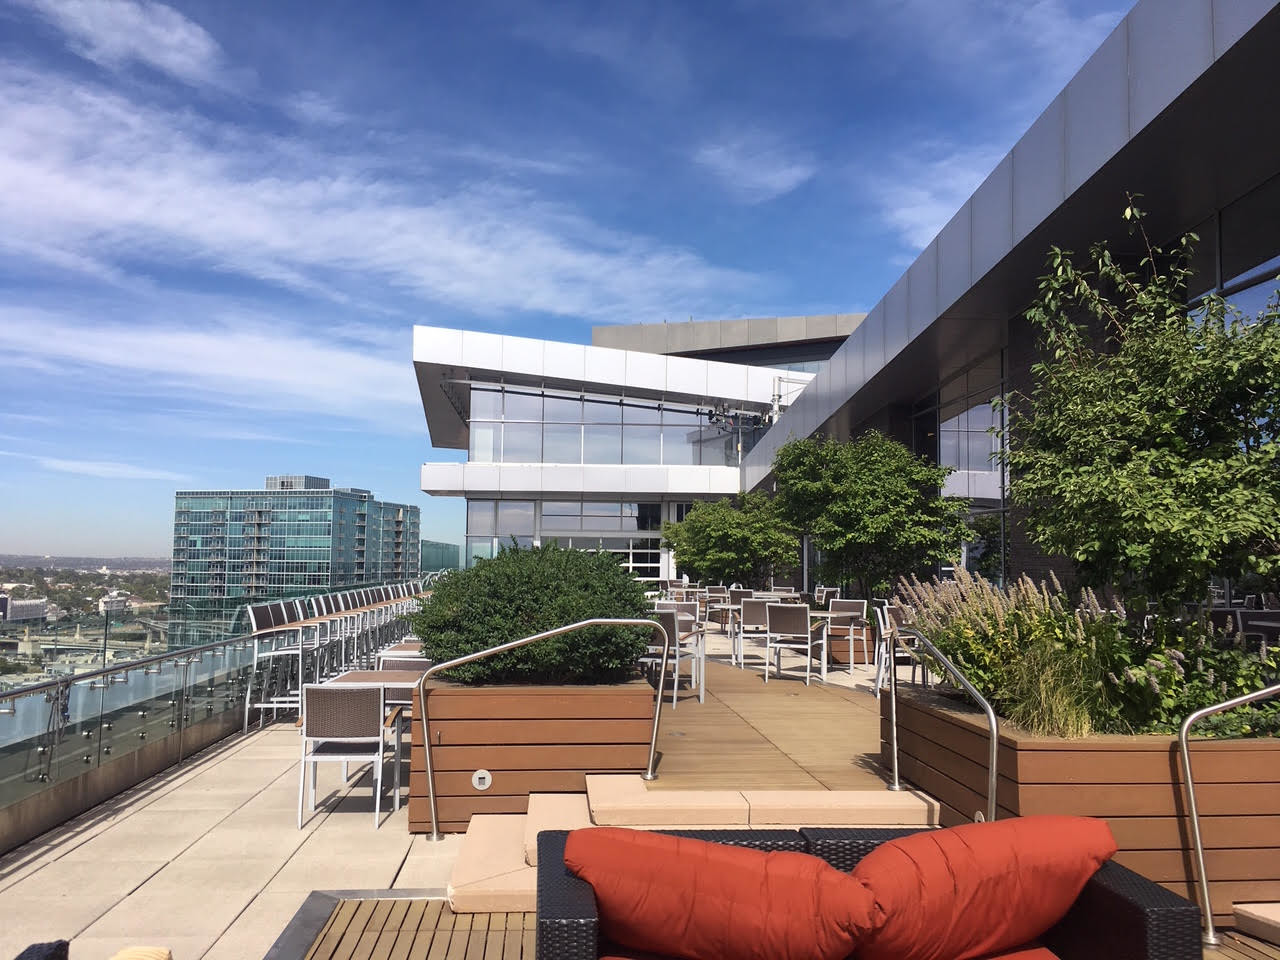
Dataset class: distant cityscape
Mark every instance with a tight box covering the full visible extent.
[0,476,462,689]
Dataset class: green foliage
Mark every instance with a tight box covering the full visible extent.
[661,494,797,588]
[1000,202,1280,608]
[408,542,651,686]
[898,568,1280,738]
[774,432,971,597]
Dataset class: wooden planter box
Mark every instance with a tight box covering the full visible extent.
[881,689,1280,927]
[409,679,654,834]
[828,627,874,665]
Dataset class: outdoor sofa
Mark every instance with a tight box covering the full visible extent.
[535,827,1202,960]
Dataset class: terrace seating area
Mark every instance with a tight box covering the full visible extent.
[2,581,1275,958]
[242,583,421,732]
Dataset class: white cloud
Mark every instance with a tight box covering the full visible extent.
[12,0,230,89]
[760,0,1124,95]
[0,450,188,481]
[693,131,817,204]
[870,142,1006,251]
[0,64,757,325]
[0,305,420,431]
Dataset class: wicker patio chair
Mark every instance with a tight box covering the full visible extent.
[535,828,1202,960]
[763,603,827,685]
[298,683,395,829]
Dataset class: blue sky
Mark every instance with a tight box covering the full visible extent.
[0,0,1129,557]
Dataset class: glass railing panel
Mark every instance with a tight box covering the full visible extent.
[0,677,104,810]
[88,657,185,765]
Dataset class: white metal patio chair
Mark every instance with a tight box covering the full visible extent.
[763,603,827,685]
[298,683,398,829]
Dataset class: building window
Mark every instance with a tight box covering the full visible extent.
[496,501,535,536]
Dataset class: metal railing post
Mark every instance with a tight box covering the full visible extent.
[882,623,998,822]
[1178,681,1280,947]
[417,617,671,841]
[886,628,902,791]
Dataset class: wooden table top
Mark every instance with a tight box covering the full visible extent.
[328,670,427,685]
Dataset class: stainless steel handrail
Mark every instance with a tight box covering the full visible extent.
[416,617,671,841]
[881,611,999,822]
[1178,681,1280,947]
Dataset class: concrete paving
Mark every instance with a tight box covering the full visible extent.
[0,725,451,960]
[0,624,904,959]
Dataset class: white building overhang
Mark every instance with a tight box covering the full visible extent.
[420,462,741,499]
[413,324,812,452]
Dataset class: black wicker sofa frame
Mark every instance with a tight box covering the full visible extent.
[535,828,1202,960]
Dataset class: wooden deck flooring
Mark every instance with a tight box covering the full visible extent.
[1208,930,1280,960]
[306,898,534,960]
[304,896,1278,960]
[648,659,888,790]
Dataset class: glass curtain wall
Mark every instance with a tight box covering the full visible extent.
[911,350,1008,584]
[467,384,755,467]
[465,498,664,579]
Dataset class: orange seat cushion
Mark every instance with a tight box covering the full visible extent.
[850,816,1116,960]
[565,827,879,960]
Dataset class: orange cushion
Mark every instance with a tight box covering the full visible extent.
[850,816,1115,960]
[564,827,879,960]
[978,948,1059,960]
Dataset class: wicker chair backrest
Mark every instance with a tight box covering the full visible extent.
[741,598,770,628]
[767,603,811,637]
[303,685,381,740]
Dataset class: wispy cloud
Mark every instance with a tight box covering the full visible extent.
[758,0,1123,96]
[0,63,757,325]
[0,450,189,481]
[11,0,232,89]
[0,305,420,431]
[869,142,1006,250]
[808,0,1128,252]
[510,5,692,98]
[693,131,816,204]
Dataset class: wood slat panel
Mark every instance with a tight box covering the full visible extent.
[1014,747,1280,785]
[1116,847,1280,883]
[890,722,1021,810]
[422,743,651,771]
[1107,815,1280,850]
[1017,781,1280,818]
[418,769,627,796]
[417,686,653,719]
[418,718,652,746]
[888,690,1280,924]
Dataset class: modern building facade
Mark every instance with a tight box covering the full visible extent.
[739,0,1280,585]
[415,0,1280,589]
[169,475,420,644]
[420,539,461,572]
[413,317,861,579]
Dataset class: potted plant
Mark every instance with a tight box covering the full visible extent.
[405,542,656,833]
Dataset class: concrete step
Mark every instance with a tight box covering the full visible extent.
[523,793,592,866]
[742,789,938,826]
[447,814,536,914]
[1234,903,1280,945]
[587,775,938,828]
[587,775,749,826]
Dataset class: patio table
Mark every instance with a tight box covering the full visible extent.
[708,602,743,665]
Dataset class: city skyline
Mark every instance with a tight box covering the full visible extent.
[0,0,1129,555]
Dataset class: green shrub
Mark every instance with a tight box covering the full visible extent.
[898,568,1280,738]
[409,542,652,685]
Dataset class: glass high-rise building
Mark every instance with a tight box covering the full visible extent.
[169,475,420,645]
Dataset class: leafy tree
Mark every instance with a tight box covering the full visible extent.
[772,436,849,589]
[661,494,798,588]
[773,432,970,598]
[999,202,1280,609]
